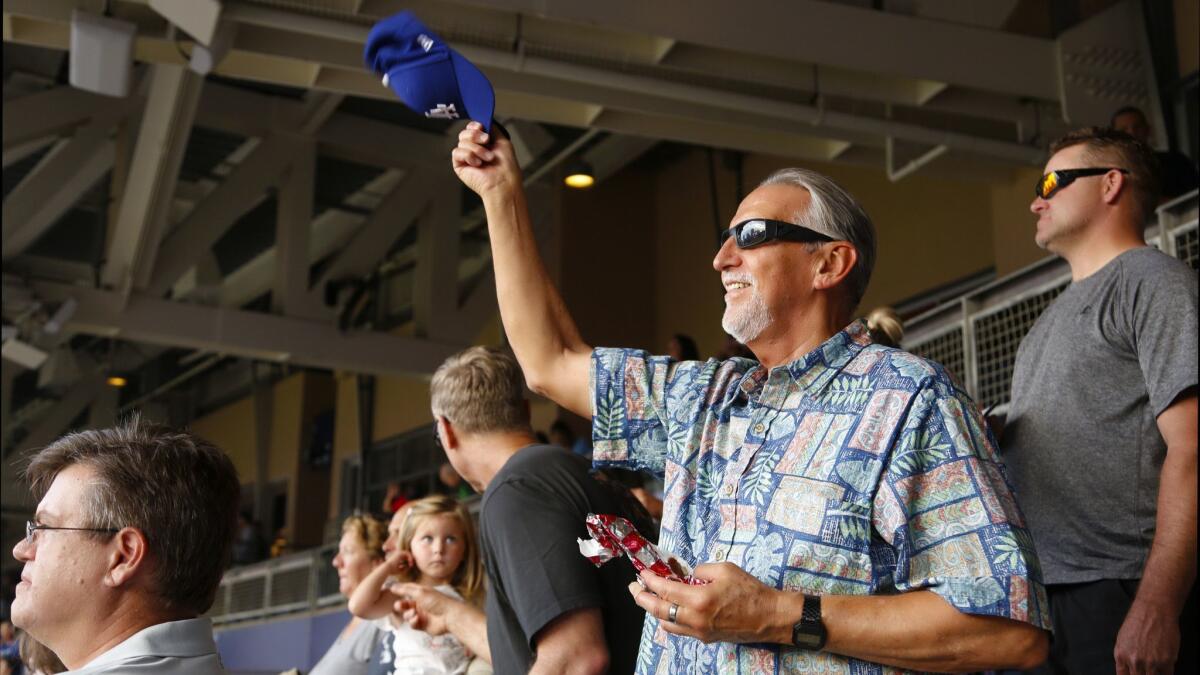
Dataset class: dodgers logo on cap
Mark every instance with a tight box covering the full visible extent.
[364,11,495,133]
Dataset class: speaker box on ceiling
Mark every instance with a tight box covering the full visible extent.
[69,10,137,98]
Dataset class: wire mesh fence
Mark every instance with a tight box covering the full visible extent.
[904,190,1196,409]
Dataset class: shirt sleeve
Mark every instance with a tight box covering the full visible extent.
[871,375,1052,630]
[590,348,717,476]
[1123,257,1199,416]
[480,479,604,648]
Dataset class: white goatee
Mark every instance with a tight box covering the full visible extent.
[721,285,772,344]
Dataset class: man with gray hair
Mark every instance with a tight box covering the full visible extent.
[450,122,1051,673]
[10,417,240,673]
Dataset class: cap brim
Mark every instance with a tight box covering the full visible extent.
[449,52,495,134]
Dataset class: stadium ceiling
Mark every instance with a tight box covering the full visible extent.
[1,0,1150,454]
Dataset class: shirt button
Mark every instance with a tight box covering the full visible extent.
[723,484,734,496]
[753,423,765,434]
[715,550,725,561]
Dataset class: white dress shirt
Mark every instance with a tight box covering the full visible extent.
[72,618,225,674]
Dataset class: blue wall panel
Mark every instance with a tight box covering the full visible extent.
[215,608,349,671]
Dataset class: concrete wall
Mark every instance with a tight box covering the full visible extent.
[989,166,1051,276]
[372,374,432,442]
[560,163,659,352]
[327,372,361,526]
[190,396,257,483]
[1177,0,1198,76]
[190,370,334,548]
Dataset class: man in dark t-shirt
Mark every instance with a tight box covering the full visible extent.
[480,444,647,675]
[390,346,647,675]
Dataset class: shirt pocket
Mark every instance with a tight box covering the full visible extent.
[773,493,876,596]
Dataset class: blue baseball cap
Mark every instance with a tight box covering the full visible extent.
[364,11,495,133]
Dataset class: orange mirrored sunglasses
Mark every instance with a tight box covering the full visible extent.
[1035,168,1128,199]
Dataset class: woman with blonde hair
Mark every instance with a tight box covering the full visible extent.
[865,306,904,348]
[309,513,388,675]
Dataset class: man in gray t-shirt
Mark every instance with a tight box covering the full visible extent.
[1003,126,1197,675]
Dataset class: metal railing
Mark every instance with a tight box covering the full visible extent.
[207,544,342,626]
[903,189,1198,412]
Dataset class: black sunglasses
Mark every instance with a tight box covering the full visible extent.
[1035,168,1128,200]
[719,218,835,250]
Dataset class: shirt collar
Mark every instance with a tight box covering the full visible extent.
[735,319,874,401]
[78,618,218,669]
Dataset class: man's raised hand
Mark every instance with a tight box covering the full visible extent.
[452,121,520,197]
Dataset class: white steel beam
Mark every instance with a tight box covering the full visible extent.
[298,91,345,135]
[212,209,362,309]
[589,108,851,163]
[272,136,322,319]
[2,136,57,168]
[148,0,222,45]
[310,172,436,300]
[31,281,465,377]
[2,86,131,150]
[316,113,448,170]
[451,0,1057,99]
[4,4,1045,168]
[2,119,117,259]
[584,135,659,183]
[12,374,105,456]
[191,83,445,169]
[102,64,204,293]
[148,133,300,296]
[469,48,1043,164]
[438,183,559,342]
[411,179,459,339]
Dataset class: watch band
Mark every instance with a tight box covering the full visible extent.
[791,594,827,651]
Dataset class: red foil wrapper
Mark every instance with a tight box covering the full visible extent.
[577,513,706,585]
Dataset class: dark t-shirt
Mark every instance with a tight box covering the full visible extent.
[480,444,646,675]
[1003,247,1198,584]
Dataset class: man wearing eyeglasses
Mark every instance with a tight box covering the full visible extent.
[10,417,241,673]
[450,122,1051,673]
[1002,127,1198,675]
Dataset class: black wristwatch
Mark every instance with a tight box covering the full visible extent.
[791,594,827,650]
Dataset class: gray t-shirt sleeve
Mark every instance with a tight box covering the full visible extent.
[1121,252,1199,416]
[481,479,603,649]
[308,619,382,675]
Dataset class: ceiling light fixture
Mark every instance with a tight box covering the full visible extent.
[563,159,595,189]
[107,375,128,388]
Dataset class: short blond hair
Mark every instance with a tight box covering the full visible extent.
[341,513,386,561]
[865,306,904,348]
[430,346,530,434]
[395,495,484,604]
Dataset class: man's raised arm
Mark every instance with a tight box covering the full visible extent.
[452,121,592,417]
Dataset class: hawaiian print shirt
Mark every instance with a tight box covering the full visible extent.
[590,320,1050,674]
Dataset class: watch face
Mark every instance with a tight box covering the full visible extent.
[792,630,823,650]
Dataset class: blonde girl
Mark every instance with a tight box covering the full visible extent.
[349,495,483,675]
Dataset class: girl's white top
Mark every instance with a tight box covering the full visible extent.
[384,584,471,675]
